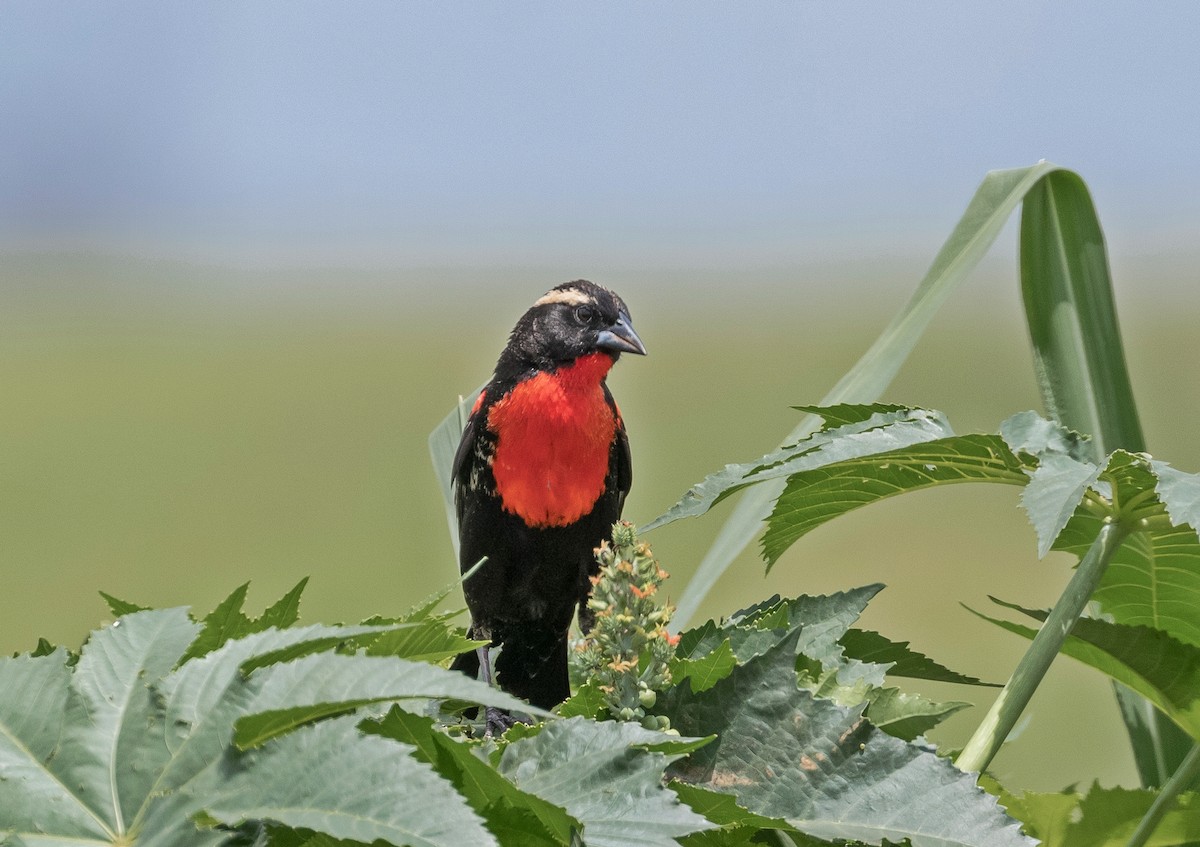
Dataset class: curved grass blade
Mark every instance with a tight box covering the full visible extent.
[1019,169,1144,461]
[666,162,1069,628]
[428,387,483,559]
[1018,167,1193,788]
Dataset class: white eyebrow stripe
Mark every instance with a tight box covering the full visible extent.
[533,287,592,307]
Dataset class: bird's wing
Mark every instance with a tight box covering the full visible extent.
[451,412,480,526]
[607,387,633,515]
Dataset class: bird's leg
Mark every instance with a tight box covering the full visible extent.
[476,643,515,736]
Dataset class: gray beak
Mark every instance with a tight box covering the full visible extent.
[596,312,647,356]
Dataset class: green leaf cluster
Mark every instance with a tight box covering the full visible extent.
[2,567,1040,847]
[654,584,1024,846]
[999,783,1200,847]
[652,403,1200,683]
[0,583,539,847]
[649,403,1200,841]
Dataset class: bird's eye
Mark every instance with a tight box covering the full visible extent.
[574,305,598,325]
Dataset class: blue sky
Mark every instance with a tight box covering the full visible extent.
[3,3,1198,268]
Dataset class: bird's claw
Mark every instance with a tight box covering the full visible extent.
[484,707,517,737]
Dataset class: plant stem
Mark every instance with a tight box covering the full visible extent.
[1125,743,1200,847]
[956,519,1129,774]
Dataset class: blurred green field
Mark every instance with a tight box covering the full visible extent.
[4,251,1198,793]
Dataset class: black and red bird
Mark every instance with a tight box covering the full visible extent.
[450,280,645,718]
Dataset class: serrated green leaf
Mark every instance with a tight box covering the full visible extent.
[27,637,59,658]
[971,599,1200,741]
[997,787,1077,846]
[863,687,971,741]
[0,649,70,764]
[98,590,149,617]
[0,611,444,846]
[720,628,783,665]
[179,582,254,663]
[234,653,547,749]
[1000,411,1103,557]
[647,405,957,534]
[259,827,365,847]
[672,782,810,846]
[257,578,308,630]
[363,707,579,846]
[57,608,201,831]
[790,402,914,431]
[1042,450,1200,784]
[672,587,893,698]
[363,619,484,664]
[659,629,1032,847]
[1066,784,1200,847]
[671,639,737,693]
[0,648,104,841]
[674,615,781,669]
[151,623,400,799]
[181,580,314,665]
[670,782,794,830]
[763,432,1027,567]
[677,828,824,847]
[0,610,229,846]
[478,799,572,847]
[201,715,496,847]
[840,628,998,687]
[634,732,717,758]
[128,791,234,847]
[498,718,716,847]
[396,581,461,623]
[237,633,376,675]
[1001,783,1200,847]
[673,619,726,661]
[998,409,1096,463]
[755,586,883,665]
[798,655,882,708]
[1053,451,1200,648]
[1099,520,1200,647]
[1152,461,1200,530]
[556,679,607,719]
[725,594,784,625]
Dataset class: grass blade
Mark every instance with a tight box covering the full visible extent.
[1018,170,1194,787]
[669,162,1064,628]
[428,386,482,560]
[1019,169,1145,459]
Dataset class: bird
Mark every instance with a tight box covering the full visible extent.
[449,280,645,728]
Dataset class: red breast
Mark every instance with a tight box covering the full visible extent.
[486,352,618,528]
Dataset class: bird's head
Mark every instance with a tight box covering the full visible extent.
[500,280,646,373]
